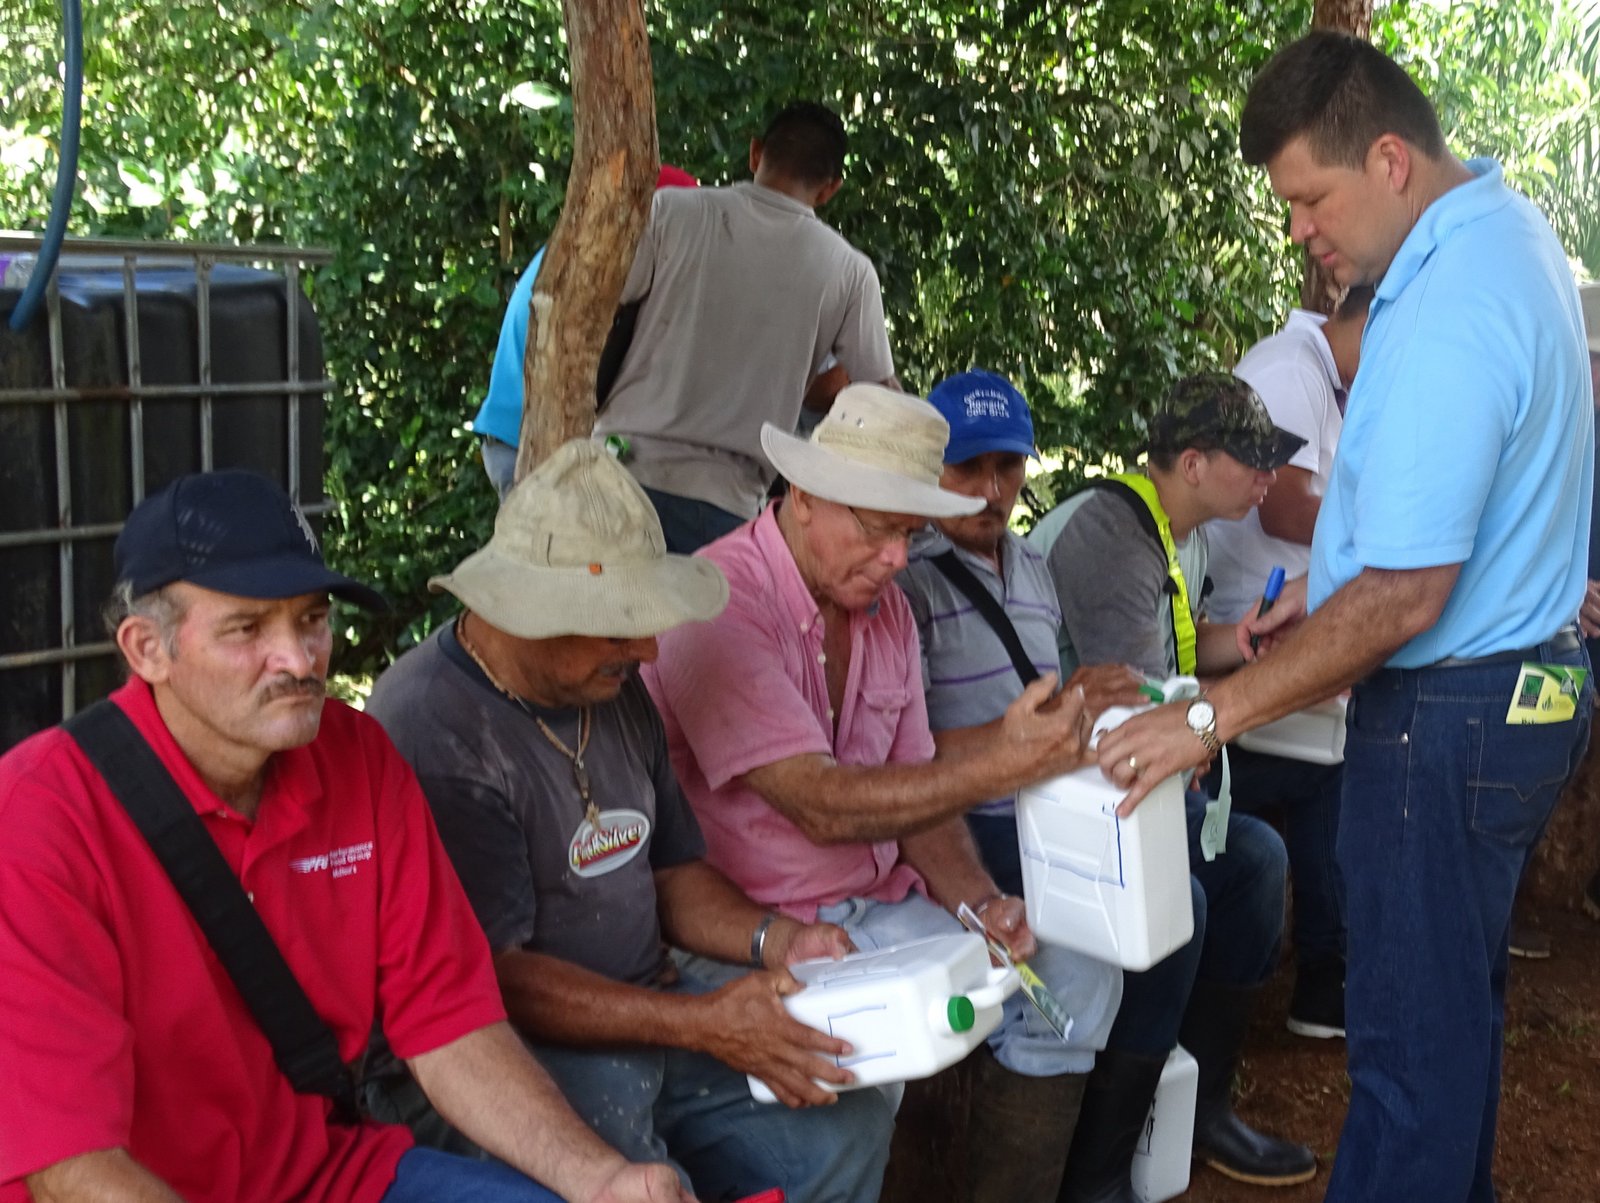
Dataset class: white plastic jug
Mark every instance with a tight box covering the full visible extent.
[1234,695,1348,764]
[1131,1045,1198,1203]
[1014,677,1196,971]
[747,932,1017,1104]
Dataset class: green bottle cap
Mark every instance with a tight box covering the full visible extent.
[946,996,976,1033]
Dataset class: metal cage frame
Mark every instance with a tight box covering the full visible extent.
[0,233,334,722]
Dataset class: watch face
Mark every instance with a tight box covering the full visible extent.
[1187,700,1216,731]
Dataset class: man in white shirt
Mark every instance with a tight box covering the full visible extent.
[1206,286,1371,623]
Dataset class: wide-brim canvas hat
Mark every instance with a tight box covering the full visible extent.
[760,384,984,518]
[430,440,728,639]
[1581,282,1600,354]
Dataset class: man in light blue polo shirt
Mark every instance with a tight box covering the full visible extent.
[1098,33,1594,1203]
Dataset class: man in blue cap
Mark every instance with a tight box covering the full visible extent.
[0,470,689,1203]
[894,370,1134,1202]
[900,370,1312,1202]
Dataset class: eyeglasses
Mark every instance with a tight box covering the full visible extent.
[845,505,923,552]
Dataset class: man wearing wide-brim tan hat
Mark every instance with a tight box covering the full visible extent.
[366,439,897,1203]
[645,385,1124,1203]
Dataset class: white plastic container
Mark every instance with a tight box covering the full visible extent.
[1234,695,1348,765]
[1015,689,1196,971]
[747,932,1017,1104]
[1131,1045,1198,1203]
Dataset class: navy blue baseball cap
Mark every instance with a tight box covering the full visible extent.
[114,470,388,611]
[926,370,1038,465]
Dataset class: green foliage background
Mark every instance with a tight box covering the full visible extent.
[3,0,1597,675]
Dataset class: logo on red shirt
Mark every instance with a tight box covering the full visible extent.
[289,840,374,880]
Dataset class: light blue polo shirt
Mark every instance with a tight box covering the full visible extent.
[1308,159,1592,668]
[471,247,545,447]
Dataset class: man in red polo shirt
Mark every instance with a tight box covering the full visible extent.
[0,471,689,1203]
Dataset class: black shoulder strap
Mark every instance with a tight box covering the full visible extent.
[1062,478,1179,598]
[65,701,358,1118]
[930,551,1040,687]
[1070,478,1164,545]
[595,299,643,407]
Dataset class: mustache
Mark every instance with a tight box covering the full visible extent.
[258,675,326,705]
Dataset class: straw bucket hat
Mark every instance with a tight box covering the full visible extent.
[760,384,984,518]
[430,439,728,639]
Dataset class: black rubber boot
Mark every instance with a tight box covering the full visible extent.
[1055,1047,1167,1203]
[1179,979,1317,1187]
[966,1047,1087,1203]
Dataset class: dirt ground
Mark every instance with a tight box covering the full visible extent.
[1183,905,1600,1203]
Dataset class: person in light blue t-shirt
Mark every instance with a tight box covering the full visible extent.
[472,166,699,500]
[472,246,545,498]
[1097,33,1594,1203]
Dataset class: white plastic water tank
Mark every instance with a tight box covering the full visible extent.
[1131,1045,1199,1203]
[1233,695,1348,764]
[1015,692,1196,971]
[746,932,1017,1104]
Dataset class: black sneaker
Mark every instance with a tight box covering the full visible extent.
[1584,870,1600,922]
[1286,960,1345,1040]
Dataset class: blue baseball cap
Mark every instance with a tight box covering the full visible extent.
[114,470,387,611]
[926,370,1038,465]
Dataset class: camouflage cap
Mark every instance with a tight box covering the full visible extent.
[1147,371,1307,471]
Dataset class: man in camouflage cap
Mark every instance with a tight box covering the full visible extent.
[1148,370,1309,471]
[1033,371,1306,684]
[1029,372,1319,1193]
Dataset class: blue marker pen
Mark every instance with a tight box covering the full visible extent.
[1249,566,1287,655]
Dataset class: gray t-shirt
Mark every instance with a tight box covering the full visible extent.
[367,623,705,988]
[1029,488,1208,680]
[897,529,1063,817]
[594,182,895,518]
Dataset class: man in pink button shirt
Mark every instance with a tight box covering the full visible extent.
[644,385,1126,1203]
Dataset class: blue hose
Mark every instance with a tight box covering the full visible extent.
[9,0,84,332]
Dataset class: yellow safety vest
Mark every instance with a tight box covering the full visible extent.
[1095,473,1199,677]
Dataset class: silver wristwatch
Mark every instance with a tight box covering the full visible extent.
[1185,697,1222,754]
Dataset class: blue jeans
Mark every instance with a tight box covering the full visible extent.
[381,1147,560,1203]
[1209,747,1346,967]
[532,1004,893,1203]
[641,486,745,554]
[1325,645,1592,1203]
[481,436,518,502]
[971,796,1287,1059]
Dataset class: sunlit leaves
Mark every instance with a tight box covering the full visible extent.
[2,0,1595,669]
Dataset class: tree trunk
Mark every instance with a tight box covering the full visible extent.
[514,0,657,480]
[1311,0,1372,38]
[1300,0,1375,313]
